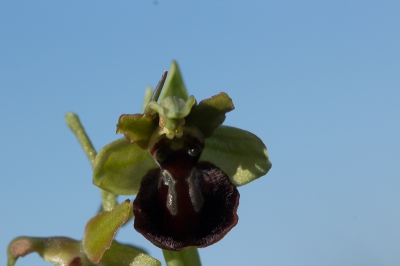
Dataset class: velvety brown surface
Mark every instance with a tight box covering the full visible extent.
[133,161,239,251]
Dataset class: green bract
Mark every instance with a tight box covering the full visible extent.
[93,61,271,196]
[83,200,131,263]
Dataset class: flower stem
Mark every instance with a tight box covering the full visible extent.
[162,248,202,266]
[65,112,117,211]
[65,112,97,164]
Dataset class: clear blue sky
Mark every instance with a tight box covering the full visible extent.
[1,1,400,265]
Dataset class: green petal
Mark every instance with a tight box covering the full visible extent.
[146,95,196,119]
[186,92,234,138]
[200,125,272,186]
[159,61,189,101]
[83,200,131,263]
[7,236,95,266]
[93,137,158,195]
[116,113,158,149]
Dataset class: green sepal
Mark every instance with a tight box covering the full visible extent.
[93,137,158,195]
[116,114,158,149]
[200,125,272,186]
[186,92,234,138]
[159,61,189,101]
[83,200,131,263]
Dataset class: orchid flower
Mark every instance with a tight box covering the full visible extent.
[93,61,272,251]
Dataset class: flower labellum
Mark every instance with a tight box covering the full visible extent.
[133,126,239,251]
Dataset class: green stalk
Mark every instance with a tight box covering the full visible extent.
[65,112,117,211]
[162,248,202,266]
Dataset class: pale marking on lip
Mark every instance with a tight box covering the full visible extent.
[162,170,178,216]
[161,168,204,216]
[187,168,204,213]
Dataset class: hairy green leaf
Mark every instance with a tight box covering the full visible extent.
[200,125,272,186]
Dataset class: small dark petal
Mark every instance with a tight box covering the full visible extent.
[133,161,239,251]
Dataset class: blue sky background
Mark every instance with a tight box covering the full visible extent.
[1,1,400,266]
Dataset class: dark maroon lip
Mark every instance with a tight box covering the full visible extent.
[133,161,239,251]
[134,128,239,251]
